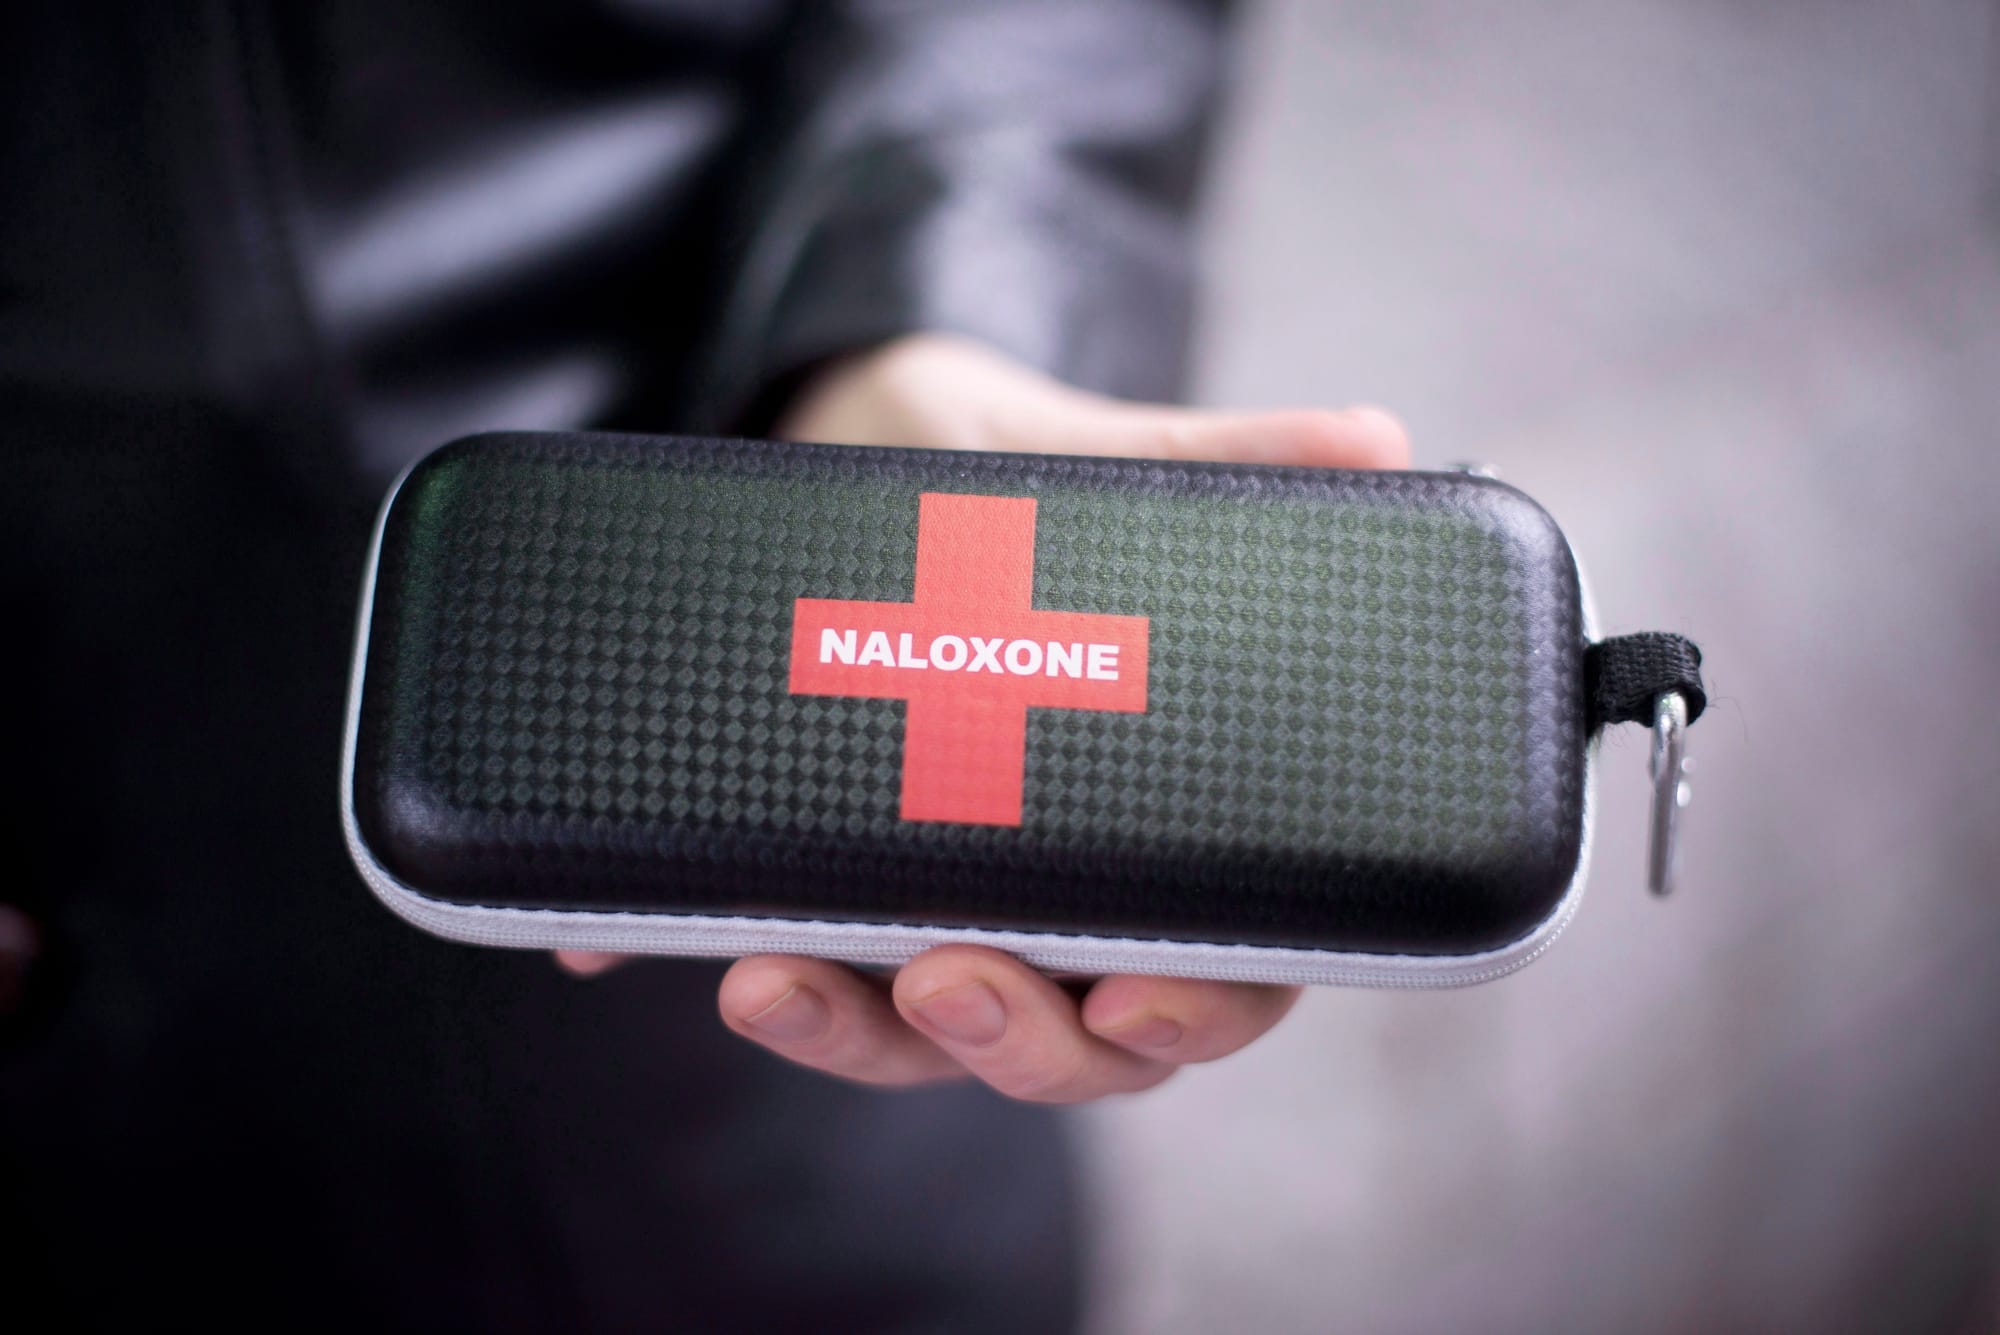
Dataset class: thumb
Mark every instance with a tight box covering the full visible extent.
[1071,405,1413,470]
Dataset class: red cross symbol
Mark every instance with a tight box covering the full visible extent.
[789,492,1149,826]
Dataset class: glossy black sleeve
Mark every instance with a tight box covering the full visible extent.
[685,0,1231,431]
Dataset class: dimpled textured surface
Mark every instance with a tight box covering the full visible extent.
[353,433,1586,953]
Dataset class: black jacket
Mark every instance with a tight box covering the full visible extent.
[1,2,1224,1329]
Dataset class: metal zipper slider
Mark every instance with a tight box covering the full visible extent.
[1647,691,1691,895]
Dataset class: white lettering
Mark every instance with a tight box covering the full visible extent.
[817,627,1128,682]
[819,628,857,665]
[1004,639,1043,675]
[930,634,968,671]
[858,630,896,667]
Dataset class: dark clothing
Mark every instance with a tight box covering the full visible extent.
[1,1,1222,1328]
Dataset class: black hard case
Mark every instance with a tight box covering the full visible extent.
[343,433,1594,986]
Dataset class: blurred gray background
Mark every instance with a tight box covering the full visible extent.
[1081,2,2000,1330]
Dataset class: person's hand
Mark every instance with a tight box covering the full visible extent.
[560,333,1410,1102]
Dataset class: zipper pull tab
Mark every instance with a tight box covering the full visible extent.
[1647,691,1692,896]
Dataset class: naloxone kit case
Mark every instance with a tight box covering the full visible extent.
[342,432,1706,987]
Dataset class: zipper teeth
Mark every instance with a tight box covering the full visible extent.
[346,824,1587,989]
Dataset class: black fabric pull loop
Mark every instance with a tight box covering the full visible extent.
[1585,632,1706,732]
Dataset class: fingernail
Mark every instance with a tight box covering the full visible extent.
[743,984,830,1043]
[1110,1016,1184,1051]
[909,980,1008,1046]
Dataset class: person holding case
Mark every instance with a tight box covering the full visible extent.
[2,2,1403,1327]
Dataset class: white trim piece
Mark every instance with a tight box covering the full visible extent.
[340,455,1600,989]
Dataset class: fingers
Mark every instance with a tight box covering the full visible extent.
[718,955,966,1087]
[554,949,630,978]
[892,947,1177,1103]
[719,951,1303,1101]
[1080,975,1301,1065]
